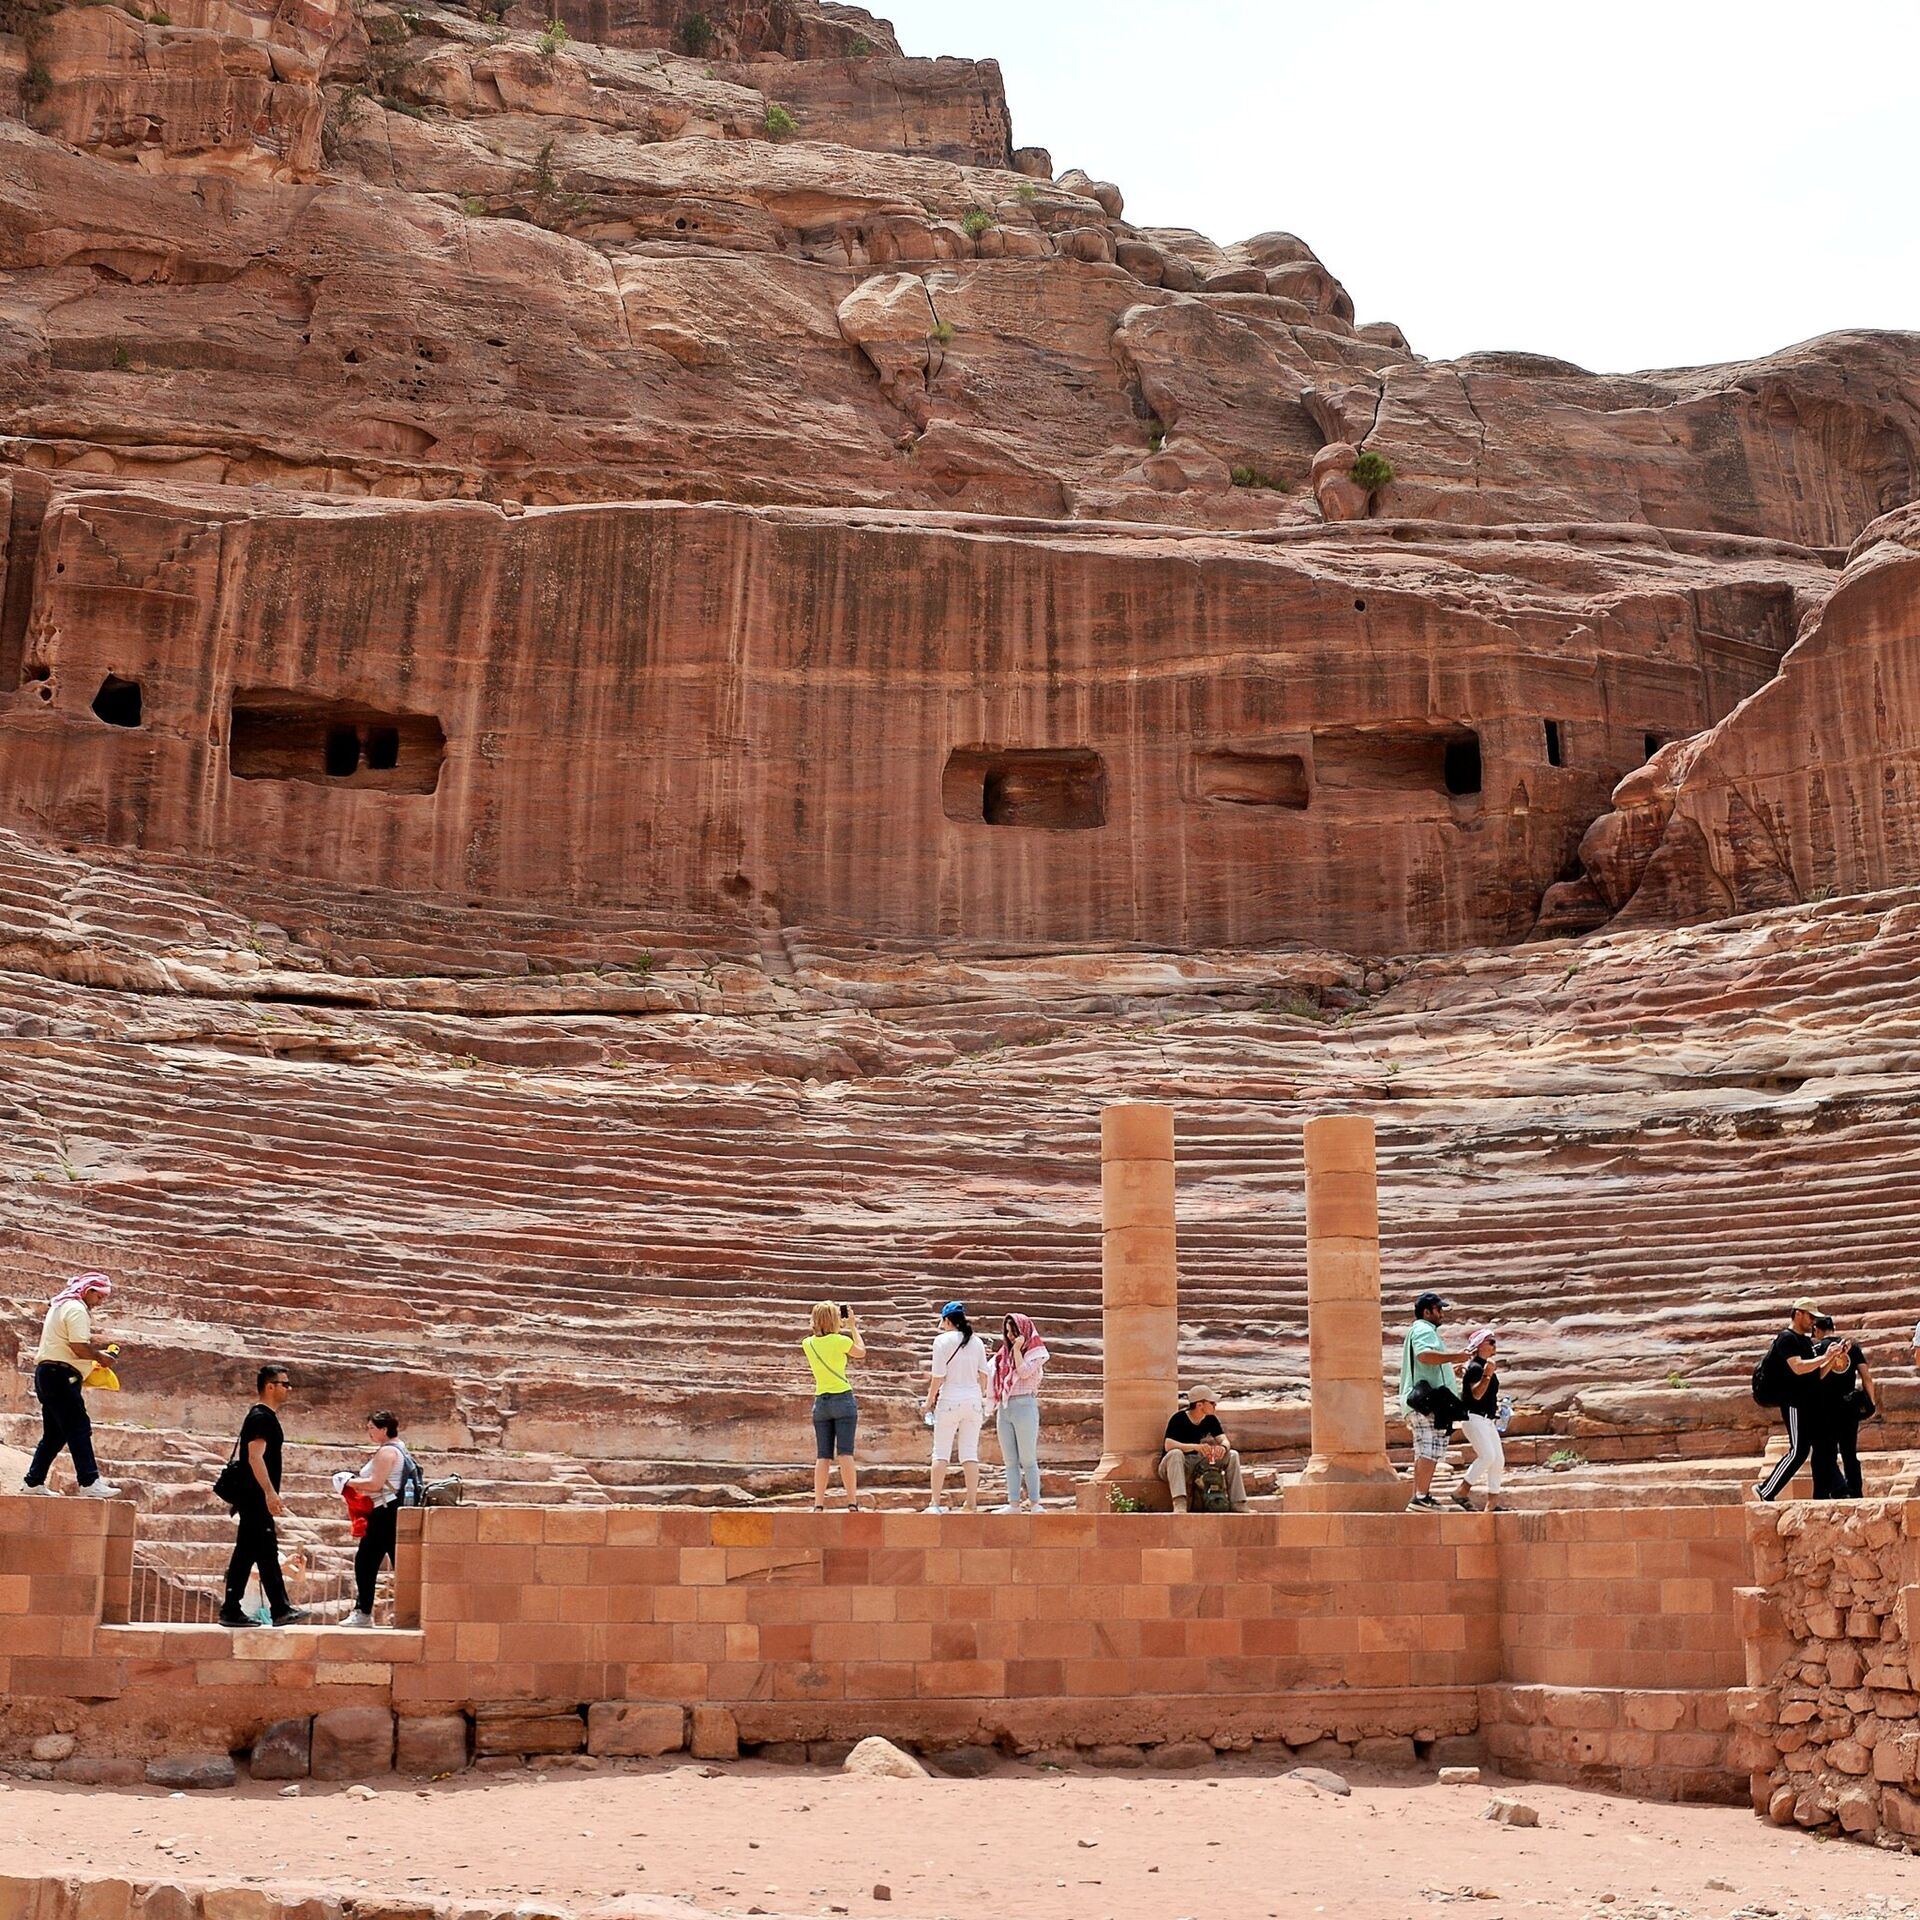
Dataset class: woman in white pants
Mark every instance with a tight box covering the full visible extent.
[924,1301,990,1513]
[1460,1326,1505,1513]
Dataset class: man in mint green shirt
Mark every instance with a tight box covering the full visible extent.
[1401,1290,1469,1510]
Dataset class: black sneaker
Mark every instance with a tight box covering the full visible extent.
[1407,1494,1441,1510]
[1450,1485,1475,1510]
[217,1606,252,1628]
[269,1607,312,1627]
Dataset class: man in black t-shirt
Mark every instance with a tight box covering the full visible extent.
[220,1365,309,1627]
[1157,1388,1248,1513]
[1754,1302,1849,1502]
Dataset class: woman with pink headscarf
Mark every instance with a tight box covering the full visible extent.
[990,1313,1049,1512]
[19,1273,121,1499]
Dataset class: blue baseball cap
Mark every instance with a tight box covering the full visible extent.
[941,1300,966,1319]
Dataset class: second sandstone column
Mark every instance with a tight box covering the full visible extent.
[1089,1101,1180,1501]
[1286,1112,1404,1511]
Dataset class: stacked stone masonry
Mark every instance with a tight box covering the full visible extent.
[1,1495,1744,1803]
[1734,1498,1920,1846]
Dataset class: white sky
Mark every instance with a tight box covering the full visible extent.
[876,0,1920,375]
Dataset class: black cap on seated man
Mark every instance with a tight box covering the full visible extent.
[1157,1386,1248,1513]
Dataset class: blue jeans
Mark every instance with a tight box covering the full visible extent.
[996,1396,1041,1506]
[812,1391,857,1460]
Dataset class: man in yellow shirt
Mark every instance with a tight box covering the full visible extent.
[21,1272,121,1499]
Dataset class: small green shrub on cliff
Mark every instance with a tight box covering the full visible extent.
[848,32,872,55]
[1014,180,1038,204]
[763,102,796,140]
[961,209,994,238]
[24,57,52,101]
[1230,464,1289,491]
[460,194,488,217]
[928,319,954,345]
[1145,420,1165,453]
[1107,1486,1143,1514]
[677,10,711,54]
[1350,449,1395,494]
[535,17,568,56]
[109,342,131,370]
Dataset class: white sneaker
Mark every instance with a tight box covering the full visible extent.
[925,1504,949,1515]
[992,1504,1019,1513]
[340,1610,377,1630]
[76,1480,122,1499]
[20,1481,57,1497]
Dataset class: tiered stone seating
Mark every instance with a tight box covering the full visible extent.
[6,829,1920,1603]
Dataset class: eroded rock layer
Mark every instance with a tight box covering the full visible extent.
[0,474,1837,950]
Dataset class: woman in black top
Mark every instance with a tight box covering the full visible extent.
[1814,1313,1875,1500]
[1459,1328,1504,1513]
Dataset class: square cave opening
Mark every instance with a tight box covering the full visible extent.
[1191,748,1310,809]
[942,747,1108,829]
[229,693,445,794]
[1312,724,1483,799]
[91,675,143,728]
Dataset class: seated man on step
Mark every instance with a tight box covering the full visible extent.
[1158,1387,1248,1513]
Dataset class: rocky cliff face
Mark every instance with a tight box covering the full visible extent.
[3,0,1918,947]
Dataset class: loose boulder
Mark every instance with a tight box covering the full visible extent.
[249,1717,312,1782]
[311,1706,396,1780]
[843,1736,926,1780]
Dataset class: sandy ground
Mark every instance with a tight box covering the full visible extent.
[5,1759,1919,1920]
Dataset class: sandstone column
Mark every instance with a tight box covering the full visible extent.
[1087,1102,1180,1503]
[1286,1113,1404,1512]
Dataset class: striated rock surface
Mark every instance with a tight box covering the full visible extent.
[0,473,1833,952]
[1548,506,1920,929]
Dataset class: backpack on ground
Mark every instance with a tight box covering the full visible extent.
[1189,1460,1233,1514]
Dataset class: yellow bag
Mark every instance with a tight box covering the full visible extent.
[83,1363,120,1391]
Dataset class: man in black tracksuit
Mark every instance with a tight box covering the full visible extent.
[1754,1301,1848,1501]
[220,1365,310,1627]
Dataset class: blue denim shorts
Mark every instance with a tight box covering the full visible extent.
[812,1391,858,1460]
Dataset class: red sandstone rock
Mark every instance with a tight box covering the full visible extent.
[1558,510,1920,928]
[249,1719,312,1782]
[586,1703,686,1757]
[396,1715,470,1775]
[310,1707,395,1779]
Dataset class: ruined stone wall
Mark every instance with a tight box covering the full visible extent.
[1733,1498,1920,1847]
[0,480,1817,954]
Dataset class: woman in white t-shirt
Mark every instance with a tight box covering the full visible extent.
[923,1300,990,1513]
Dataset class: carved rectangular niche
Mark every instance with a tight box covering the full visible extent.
[1191,748,1309,809]
[942,747,1107,829]
[229,692,445,793]
[1312,724,1482,798]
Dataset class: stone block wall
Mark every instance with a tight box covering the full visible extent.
[0,1497,1755,1795]
[0,1497,131,1695]
[404,1505,1502,1743]
[1733,1499,1920,1845]
[1498,1505,1749,1689]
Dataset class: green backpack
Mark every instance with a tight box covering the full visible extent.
[1189,1461,1233,1513]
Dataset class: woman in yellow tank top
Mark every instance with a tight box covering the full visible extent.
[803,1300,866,1510]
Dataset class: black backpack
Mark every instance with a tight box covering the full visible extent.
[396,1446,427,1508]
[1751,1347,1788,1409]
